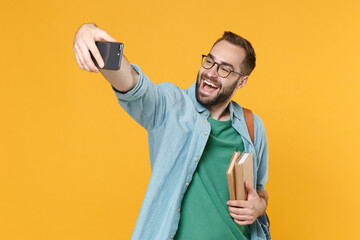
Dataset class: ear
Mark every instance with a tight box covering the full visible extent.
[236,75,249,89]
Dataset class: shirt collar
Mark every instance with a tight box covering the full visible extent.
[186,82,207,113]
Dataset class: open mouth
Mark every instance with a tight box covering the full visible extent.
[202,79,219,94]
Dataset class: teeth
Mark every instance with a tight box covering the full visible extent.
[204,80,217,88]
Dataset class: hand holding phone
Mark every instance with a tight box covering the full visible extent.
[90,42,124,70]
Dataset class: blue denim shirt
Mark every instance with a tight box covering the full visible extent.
[113,65,269,240]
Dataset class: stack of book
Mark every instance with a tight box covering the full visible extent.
[226,151,254,200]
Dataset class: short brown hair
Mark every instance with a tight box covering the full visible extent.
[213,31,256,76]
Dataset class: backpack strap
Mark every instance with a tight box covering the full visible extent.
[243,107,271,228]
[243,108,254,145]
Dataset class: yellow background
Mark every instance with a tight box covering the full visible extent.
[1,0,359,239]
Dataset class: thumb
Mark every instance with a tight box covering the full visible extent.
[95,30,117,42]
[245,181,256,195]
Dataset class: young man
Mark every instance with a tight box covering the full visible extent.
[73,23,269,240]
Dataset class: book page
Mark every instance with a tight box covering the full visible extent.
[237,153,249,164]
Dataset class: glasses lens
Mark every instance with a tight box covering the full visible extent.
[202,56,214,69]
[218,65,231,77]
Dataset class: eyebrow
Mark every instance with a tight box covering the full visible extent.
[208,53,235,70]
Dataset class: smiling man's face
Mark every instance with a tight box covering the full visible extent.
[196,40,247,107]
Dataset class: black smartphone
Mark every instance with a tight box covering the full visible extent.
[90,41,124,70]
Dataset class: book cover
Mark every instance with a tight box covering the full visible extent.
[226,151,241,200]
[226,151,254,200]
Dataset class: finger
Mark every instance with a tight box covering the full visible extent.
[74,52,83,70]
[78,41,98,72]
[229,212,253,221]
[82,60,91,72]
[228,206,253,215]
[87,39,104,69]
[245,181,256,193]
[75,44,91,72]
[234,219,252,226]
[74,46,85,70]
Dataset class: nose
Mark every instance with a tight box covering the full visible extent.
[206,63,219,78]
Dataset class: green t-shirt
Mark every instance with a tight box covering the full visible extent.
[175,117,251,240]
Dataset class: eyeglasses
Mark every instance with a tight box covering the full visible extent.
[201,55,244,78]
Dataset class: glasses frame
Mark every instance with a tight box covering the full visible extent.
[201,55,244,78]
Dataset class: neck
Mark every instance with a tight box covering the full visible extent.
[207,99,232,121]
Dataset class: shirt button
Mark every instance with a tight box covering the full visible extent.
[194,157,199,161]
[204,132,208,136]
[205,112,208,116]
[178,208,181,212]
[185,182,189,186]
[171,235,174,239]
